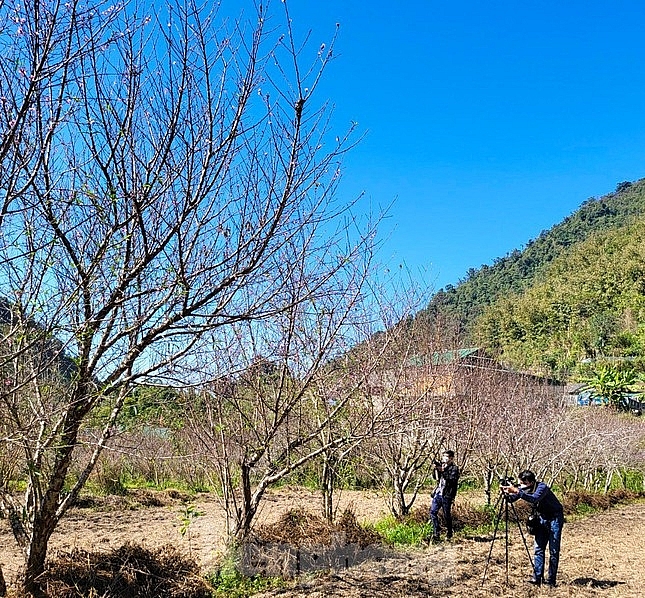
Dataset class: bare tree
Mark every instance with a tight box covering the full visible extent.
[183,266,419,539]
[548,407,645,492]
[368,402,436,518]
[462,368,563,501]
[313,291,434,522]
[0,0,367,592]
[446,354,504,503]
[361,314,456,519]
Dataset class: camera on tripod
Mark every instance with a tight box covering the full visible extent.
[482,474,535,587]
[498,475,515,487]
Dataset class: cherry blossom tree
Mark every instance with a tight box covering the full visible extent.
[0,0,369,592]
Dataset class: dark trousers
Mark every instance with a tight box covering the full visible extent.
[533,515,564,584]
[430,493,453,538]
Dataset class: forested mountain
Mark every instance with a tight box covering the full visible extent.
[475,216,645,376]
[419,178,645,377]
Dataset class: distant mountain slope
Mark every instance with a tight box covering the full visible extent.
[420,179,645,339]
[474,215,645,375]
[0,297,78,380]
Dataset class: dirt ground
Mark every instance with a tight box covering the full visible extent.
[1,488,644,597]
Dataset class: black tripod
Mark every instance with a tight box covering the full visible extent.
[481,487,534,586]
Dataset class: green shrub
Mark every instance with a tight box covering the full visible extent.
[615,468,644,492]
[207,565,284,598]
[92,460,129,496]
[373,515,433,546]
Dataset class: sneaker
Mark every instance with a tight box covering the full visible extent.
[527,577,542,586]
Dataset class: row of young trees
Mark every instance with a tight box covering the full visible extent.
[47,332,645,530]
[55,348,645,524]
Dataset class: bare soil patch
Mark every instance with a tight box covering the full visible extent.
[1,489,644,597]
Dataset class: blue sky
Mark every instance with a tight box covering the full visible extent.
[285,0,645,292]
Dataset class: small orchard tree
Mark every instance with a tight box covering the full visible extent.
[439,353,507,505]
[0,0,370,592]
[184,271,423,539]
[361,317,459,519]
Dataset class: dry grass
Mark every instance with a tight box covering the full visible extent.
[4,487,645,597]
[8,544,212,598]
[253,507,381,549]
[562,488,642,513]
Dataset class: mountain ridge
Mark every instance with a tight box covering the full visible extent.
[419,178,645,376]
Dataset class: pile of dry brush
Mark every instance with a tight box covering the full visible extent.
[561,488,643,512]
[253,507,381,548]
[9,544,211,598]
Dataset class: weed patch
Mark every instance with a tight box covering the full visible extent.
[207,566,284,598]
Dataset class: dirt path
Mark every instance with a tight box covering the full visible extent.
[253,500,645,597]
[2,490,644,597]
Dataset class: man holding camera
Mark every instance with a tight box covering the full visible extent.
[502,470,564,587]
[429,450,460,542]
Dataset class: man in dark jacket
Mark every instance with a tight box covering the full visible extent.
[502,470,564,587]
[429,450,460,541]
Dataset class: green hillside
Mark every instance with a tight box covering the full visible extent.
[420,178,645,377]
[475,216,645,376]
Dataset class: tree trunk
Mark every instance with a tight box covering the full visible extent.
[321,453,335,522]
[484,464,494,505]
[24,527,51,597]
[233,464,257,542]
[22,494,64,596]
[391,471,408,520]
[23,421,81,596]
[0,563,7,597]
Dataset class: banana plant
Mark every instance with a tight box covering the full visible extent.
[580,364,638,411]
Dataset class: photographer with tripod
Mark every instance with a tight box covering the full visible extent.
[501,470,564,588]
[429,450,460,542]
